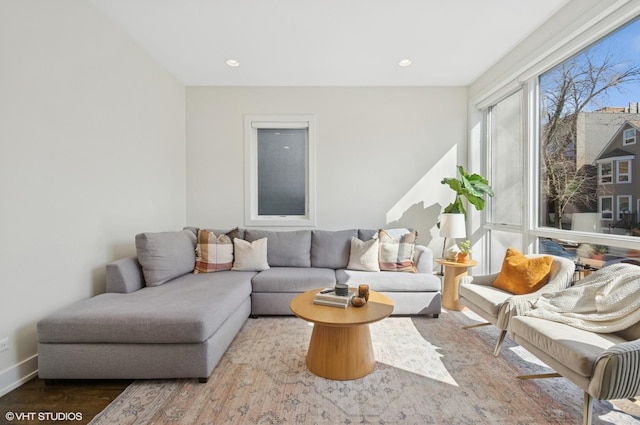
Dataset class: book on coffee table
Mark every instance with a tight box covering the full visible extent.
[313,298,350,308]
[314,288,355,307]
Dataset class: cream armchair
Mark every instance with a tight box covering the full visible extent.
[510,300,640,425]
[458,254,575,356]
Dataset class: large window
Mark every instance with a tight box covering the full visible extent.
[485,90,525,271]
[488,90,523,226]
[538,16,640,236]
[244,115,316,226]
[476,11,640,274]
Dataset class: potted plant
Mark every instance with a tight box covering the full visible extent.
[591,245,608,260]
[441,165,494,216]
[438,166,494,262]
[457,240,472,263]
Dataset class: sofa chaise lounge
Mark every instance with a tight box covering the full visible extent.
[37,227,442,382]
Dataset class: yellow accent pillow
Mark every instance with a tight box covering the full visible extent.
[493,248,553,295]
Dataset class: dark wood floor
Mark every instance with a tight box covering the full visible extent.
[0,378,131,425]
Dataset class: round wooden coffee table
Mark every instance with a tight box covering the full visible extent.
[290,288,394,380]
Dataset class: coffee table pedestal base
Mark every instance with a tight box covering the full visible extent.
[306,323,375,380]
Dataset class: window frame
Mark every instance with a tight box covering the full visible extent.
[623,128,636,146]
[616,159,632,183]
[599,196,614,221]
[617,195,632,220]
[598,162,613,184]
[244,114,316,227]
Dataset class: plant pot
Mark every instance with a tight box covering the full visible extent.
[457,253,470,263]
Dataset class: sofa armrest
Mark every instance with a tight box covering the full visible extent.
[499,272,574,331]
[414,245,434,274]
[106,256,145,293]
[466,273,500,287]
[589,338,640,400]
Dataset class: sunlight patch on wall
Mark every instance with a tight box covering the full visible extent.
[385,145,459,226]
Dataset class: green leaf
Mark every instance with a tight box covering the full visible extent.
[441,165,494,214]
[466,194,485,211]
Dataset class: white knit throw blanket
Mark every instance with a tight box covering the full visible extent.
[525,263,640,333]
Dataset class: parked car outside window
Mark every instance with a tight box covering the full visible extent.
[538,238,579,262]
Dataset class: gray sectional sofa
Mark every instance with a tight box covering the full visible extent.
[37,228,441,382]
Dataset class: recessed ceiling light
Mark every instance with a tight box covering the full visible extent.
[225,59,240,67]
[398,59,412,67]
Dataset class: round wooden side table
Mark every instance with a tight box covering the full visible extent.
[435,258,478,311]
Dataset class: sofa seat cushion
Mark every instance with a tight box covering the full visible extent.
[510,316,626,378]
[38,271,255,345]
[336,269,441,292]
[251,267,336,292]
[459,283,513,318]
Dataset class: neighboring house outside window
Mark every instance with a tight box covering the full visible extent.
[594,121,639,229]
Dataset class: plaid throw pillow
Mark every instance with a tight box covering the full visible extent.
[378,229,418,273]
[193,229,234,273]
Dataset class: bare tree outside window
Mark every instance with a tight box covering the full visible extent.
[539,18,640,233]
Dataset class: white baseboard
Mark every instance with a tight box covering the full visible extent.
[0,355,38,397]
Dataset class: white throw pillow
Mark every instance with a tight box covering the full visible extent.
[232,238,270,271]
[347,237,380,272]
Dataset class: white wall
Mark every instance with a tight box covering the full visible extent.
[0,1,186,394]
[187,86,468,254]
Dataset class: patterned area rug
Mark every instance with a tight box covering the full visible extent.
[90,310,640,424]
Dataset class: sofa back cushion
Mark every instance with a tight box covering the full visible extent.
[135,230,196,287]
[245,230,311,267]
[358,228,378,241]
[184,226,245,241]
[311,229,357,269]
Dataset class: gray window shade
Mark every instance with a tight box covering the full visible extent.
[257,128,307,216]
